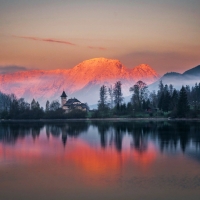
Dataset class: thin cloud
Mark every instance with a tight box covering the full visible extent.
[0,66,28,74]
[12,35,107,50]
[13,35,76,46]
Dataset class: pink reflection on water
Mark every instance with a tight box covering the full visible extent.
[0,131,157,175]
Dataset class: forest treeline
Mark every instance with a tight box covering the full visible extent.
[94,80,200,118]
[0,80,200,119]
[1,121,200,152]
[0,94,87,119]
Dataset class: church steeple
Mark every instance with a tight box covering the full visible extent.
[61,91,67,106]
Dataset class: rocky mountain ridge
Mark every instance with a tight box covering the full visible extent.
[0,58,159,106]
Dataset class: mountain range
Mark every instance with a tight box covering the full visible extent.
[0,58,199,107]
[149,65,200,91]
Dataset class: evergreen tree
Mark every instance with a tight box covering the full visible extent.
[170,89,179,111]
[158,93,164,110]
[9,96,19,118]
[157,80,164,109]
[36,101,40,109]
[108,85,114,109]
[169,84,174,96]
[162,90,171,112]
[185,85,191,102]
[127,102,133,112]
[31,99,37,110]
[142,100,146,110]
[158,80,164,97]
[146,99,151,109]
[113,81,123,109]
[46,100,50,111]
[98,85,108,111]
[164,84,169,93]
[149,90,157,108]
[177,86,190,117]
[120,103,127,114]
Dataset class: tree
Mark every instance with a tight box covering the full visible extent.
[36,101,40,109]
[113,81,123,109]
[169,84,174,96]
[129,80,148,111]
[108,85,114,109]
[9,95,19,118]
[50,100,60,111]
[158,93,164,110]
[31,99,37,110]
[0,93,11,112]
[98,85,108,111]
[46,100,50,111]
[18,98,30,113]
[158,80,164,94]
[157,80,164,108]
[177,86,190,117]
[170,89,179,111]
[162,90,171,112]
[149,90,157,108]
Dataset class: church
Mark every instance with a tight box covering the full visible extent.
[60,91,87,113]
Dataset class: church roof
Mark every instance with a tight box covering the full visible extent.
[64,98,80,106]
[63,98,87,110]
[60,91,67,97]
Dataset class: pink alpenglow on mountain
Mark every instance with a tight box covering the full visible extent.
[0,58,159,105]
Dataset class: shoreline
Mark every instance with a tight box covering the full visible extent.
[1,118,200,122]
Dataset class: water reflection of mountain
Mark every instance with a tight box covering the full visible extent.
[0,121,200,154]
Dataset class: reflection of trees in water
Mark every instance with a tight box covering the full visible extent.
[32,126,41,140]
[92,121,200,154]
[0,121,200,154]
[0,122,89,146]
[190,122,200,150]
[157,122,190,153]
[92,121,110,149]
[0,123,44,144]
[91,121,127,152]
[113,123,126,152]
[128,123,151,153]
[46,122,89,147]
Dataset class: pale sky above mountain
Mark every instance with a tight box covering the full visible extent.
[0,0,200,75]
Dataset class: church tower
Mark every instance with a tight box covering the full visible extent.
[60,91,67,107]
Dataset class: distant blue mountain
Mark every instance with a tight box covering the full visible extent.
[149,65,200,91]
[183,65,200,77]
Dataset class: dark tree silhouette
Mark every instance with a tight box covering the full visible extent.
[177,86,190,117]
[113,81,123,109]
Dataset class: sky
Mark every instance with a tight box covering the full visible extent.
[0,0,200,75]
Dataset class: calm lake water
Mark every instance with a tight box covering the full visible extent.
[0,120,200,200]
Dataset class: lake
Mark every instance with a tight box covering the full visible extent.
[0,120,200,200]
